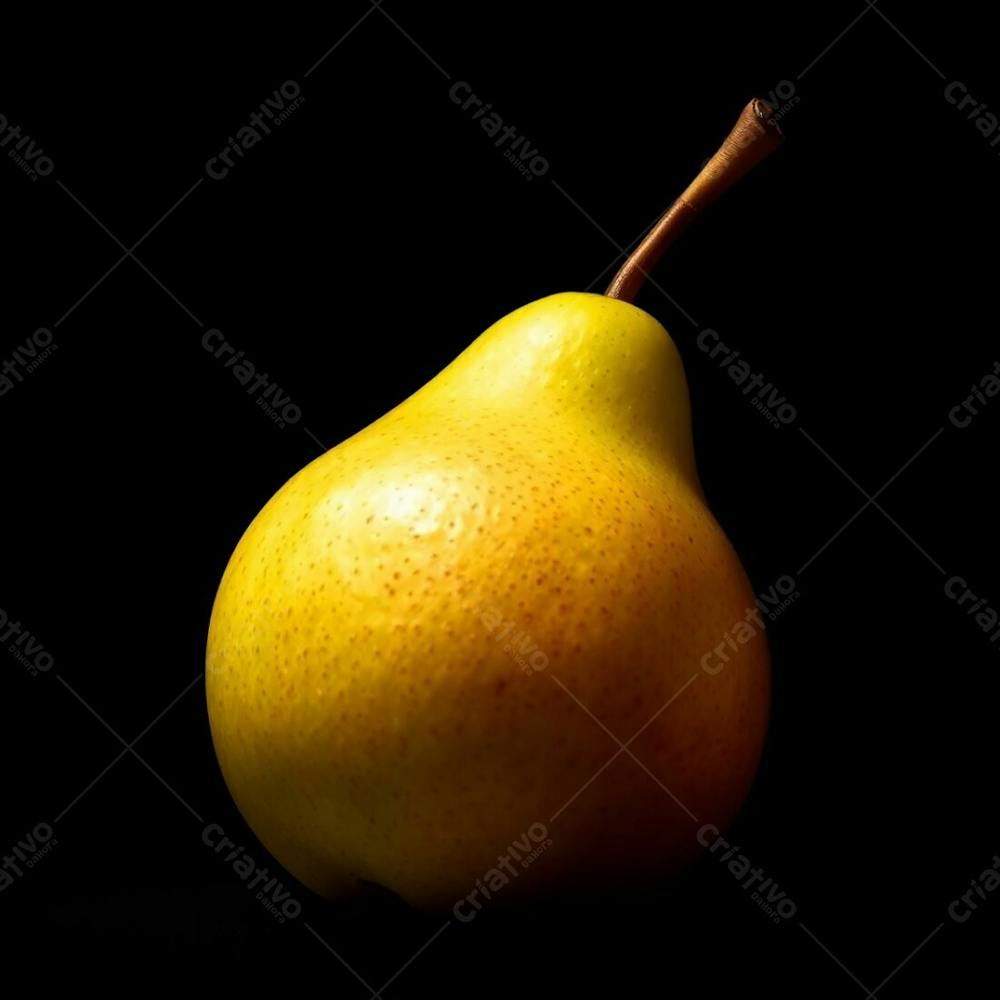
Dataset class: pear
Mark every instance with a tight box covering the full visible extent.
[206,100,782,908]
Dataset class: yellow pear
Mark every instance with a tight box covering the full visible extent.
[206,100,782,909]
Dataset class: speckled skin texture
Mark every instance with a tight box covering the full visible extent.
[206,292,770,908]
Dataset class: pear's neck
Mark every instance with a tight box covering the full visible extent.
[415,293,700,486]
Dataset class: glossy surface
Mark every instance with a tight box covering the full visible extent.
[206,292,770,907]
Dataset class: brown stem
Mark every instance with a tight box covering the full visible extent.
[605,98,783,302]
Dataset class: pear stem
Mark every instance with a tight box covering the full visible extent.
[605,98,783,303]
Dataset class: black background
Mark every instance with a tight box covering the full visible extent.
[2,2,998,994]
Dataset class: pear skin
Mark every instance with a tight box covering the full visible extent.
[206,292,770,908]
